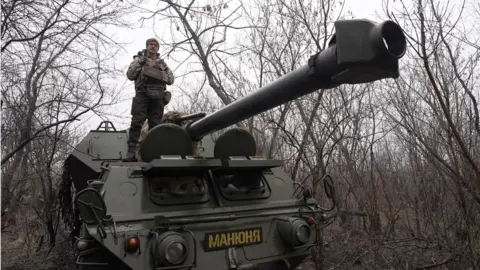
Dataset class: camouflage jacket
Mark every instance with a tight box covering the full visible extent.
[126,50,174,91]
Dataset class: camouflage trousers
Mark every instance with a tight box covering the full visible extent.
[127,88,165,148]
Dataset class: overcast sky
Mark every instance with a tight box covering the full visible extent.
[79,0,390,132]
[78,0,472,134]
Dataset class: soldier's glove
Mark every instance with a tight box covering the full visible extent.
[138,56,147,65]
[163,91,171,105]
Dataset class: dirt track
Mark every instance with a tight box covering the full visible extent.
[1,226,76,270]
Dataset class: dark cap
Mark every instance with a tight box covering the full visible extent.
[146,38,159,47]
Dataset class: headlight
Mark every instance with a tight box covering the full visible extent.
[165,242,186,264]
[151,231,188,266]
[277,217,311,246]
[296,224,310,243]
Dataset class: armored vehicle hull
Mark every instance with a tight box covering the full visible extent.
[76,162,319,270]
[62,19,407,270]
[69,127,322,270]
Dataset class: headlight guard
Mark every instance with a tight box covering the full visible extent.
[151,231,188,266]
[276,217,311,247]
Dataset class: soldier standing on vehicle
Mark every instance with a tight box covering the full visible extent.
[123,38,174,162]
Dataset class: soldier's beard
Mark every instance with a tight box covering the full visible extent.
[147,50,157,59]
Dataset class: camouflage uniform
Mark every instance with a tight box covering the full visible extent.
[123,38,174,161]
[135,120,150,161]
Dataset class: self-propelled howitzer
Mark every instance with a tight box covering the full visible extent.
[65,19,406,270]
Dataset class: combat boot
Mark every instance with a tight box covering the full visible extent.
[122,145,137,162]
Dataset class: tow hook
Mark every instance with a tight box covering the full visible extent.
[236,264,259,270]
[225,247,258,269]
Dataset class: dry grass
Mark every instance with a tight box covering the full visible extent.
[1,224,75,270]
[0,209,75,270]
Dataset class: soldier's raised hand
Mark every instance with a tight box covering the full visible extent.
[137,56,147,65]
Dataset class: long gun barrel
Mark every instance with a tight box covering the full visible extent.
[185,19,406,141]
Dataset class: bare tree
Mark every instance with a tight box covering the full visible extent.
[360,0,480,268]
[1,0,70,52]
[1,0,134,251]
[134,0,257,108]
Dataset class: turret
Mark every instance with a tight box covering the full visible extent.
[138,19,406,162]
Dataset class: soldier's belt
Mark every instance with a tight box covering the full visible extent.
[142,66,165,82]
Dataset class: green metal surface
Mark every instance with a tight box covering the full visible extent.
[64,18,407,270]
